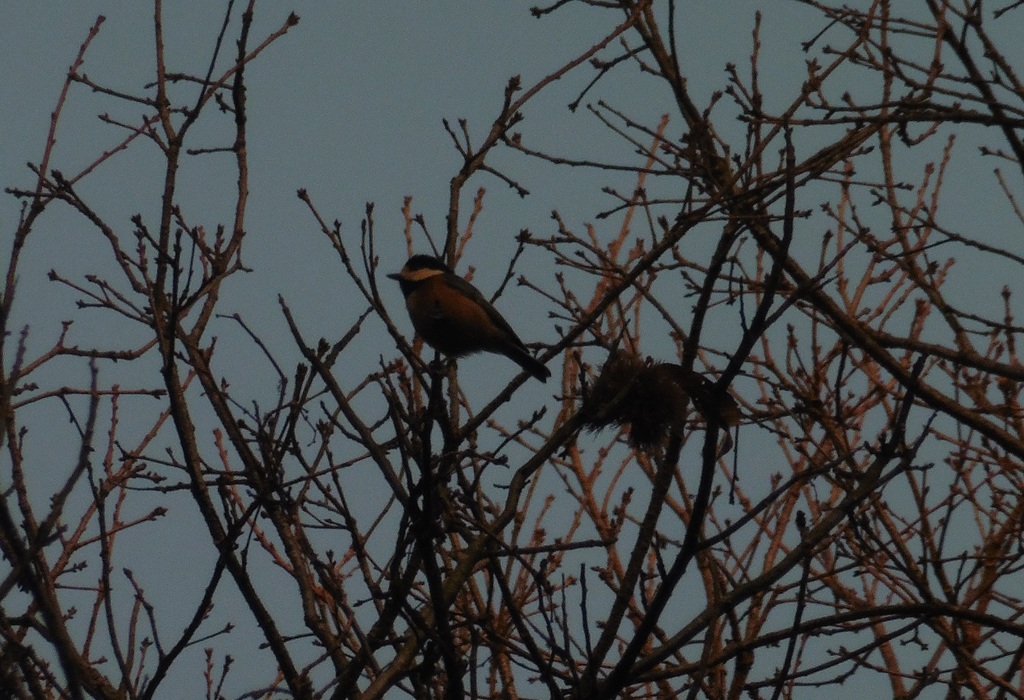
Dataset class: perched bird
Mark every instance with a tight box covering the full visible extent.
[581,352,686,448]
[582,350,740,451]
[388,254,551,382]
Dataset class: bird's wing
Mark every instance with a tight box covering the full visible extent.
[445,274,528,348]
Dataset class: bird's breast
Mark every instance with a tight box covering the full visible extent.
[406,281,499,357]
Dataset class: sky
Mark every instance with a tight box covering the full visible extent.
[3,2,1023,697]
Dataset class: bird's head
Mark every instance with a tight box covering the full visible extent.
[387,254,451,284]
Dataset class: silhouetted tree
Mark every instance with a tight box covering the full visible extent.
[4,2,1024,698]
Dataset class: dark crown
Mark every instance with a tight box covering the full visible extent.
[405,255,451,273]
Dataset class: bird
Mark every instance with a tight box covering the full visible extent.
[582,350,740,451]
[388,254,551,382]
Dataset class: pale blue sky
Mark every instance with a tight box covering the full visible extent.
[4,3,1021,697]
[1,2,820,401]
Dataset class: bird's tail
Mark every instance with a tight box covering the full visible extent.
[506,346,551,382]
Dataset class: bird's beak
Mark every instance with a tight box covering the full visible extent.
[386,272,401,281]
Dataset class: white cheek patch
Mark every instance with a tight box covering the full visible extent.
[403,267,445,283]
